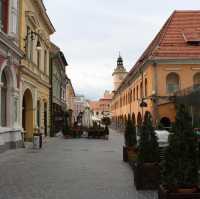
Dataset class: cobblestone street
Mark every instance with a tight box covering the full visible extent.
[0,129,157,199]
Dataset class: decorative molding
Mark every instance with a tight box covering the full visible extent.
[191,67,200,71]
[165,67,181,71]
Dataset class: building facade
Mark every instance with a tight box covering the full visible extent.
[66,78,76,127]
[111,11,200,129]
[89,91,112,122]
[19,0,55,140]
[73,95,87,123]
[0,0,24,151]
[50,43,68,136]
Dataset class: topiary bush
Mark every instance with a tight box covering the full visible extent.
[161,104,199,189]
[124,115,137,147]
[137,112,159,163]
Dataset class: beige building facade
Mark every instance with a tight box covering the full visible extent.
[19,0,55,140]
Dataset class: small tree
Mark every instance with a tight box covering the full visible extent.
[101,117,111,135]
[137,112,159,163]
[161,104,199,188]
[124,115,137,147]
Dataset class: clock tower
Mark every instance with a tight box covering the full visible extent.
[112,54,128,91]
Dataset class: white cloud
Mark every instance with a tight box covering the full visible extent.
[45,0,200,99]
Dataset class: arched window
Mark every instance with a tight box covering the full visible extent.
[140,82,143,98]
[1,70,7,126]
[166,73,180,93]
[130,90,132,103]
[193,73,200,86]
[145,79,147,97]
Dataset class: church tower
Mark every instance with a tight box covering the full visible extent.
[112,54,127,91]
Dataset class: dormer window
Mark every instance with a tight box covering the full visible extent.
[183,29,200,46]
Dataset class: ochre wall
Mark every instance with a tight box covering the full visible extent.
[111,62,200,126]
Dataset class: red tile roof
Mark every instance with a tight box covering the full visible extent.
[152,11,200,58]
[116,11,200,94]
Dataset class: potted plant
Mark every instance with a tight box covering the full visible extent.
[134,111,160,190]
[159,104,200,199]
[123,115,137,162]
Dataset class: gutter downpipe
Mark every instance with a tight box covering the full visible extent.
[152,61,159,127]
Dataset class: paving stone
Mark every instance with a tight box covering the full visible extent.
[0,129,157,199]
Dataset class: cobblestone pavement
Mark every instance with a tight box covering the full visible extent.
[0,129,158,199]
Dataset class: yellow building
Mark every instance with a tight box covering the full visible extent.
[111,11,200,129]
[19,0,55,140]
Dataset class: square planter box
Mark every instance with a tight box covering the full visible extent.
[123,146,137,162]
[133,162,160,190]
[158,185,200,199]
[123,146,128,162]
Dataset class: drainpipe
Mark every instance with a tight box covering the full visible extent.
[152,62,159,126]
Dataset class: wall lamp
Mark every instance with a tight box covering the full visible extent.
[24,31,42,52]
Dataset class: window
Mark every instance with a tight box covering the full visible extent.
[0,0,8,32]
[37,50,41,68]
[10,0,18,34]
[136,86,138,100]
[44,50,47,74]
[1,70,7,126]
[26,26,33,61]
[140,82,143,98]
[145,79,147,97]
[193,73,200,86]
[37,100,40,127]
[166,73,180,93]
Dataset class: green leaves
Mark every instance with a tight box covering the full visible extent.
[161,104,199,187]
[137,112,159,163]
[124,115,137,147]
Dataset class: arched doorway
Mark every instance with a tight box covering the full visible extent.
[22,89,34,140]
[132,113,136,125]
[160,117,171,129]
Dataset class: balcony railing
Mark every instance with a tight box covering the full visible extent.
[175,84,200,97]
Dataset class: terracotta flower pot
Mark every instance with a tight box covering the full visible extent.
[158,185,200,199]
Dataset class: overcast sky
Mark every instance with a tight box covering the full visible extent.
[44,0,200,100]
